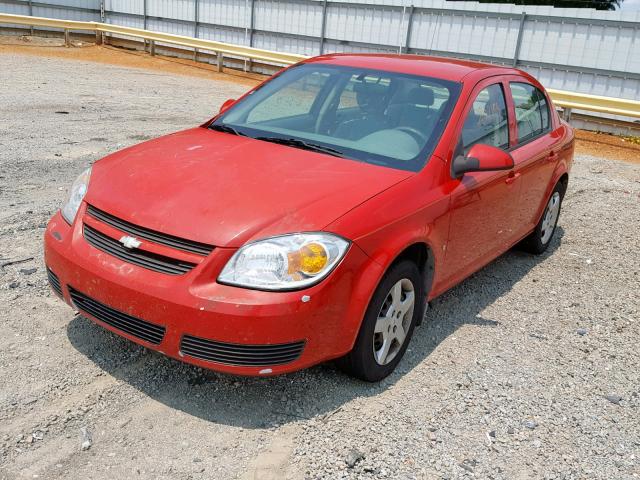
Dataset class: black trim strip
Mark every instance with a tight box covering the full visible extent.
[83,223,196,275]
[86,205,214,256]
[46,268,63,298]
[180,334,305,367]
[69,286,165,345]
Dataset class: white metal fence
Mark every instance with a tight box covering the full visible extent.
[2,0,640,128]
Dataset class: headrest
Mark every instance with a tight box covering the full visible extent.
[408,86,434,107]
[355,81,389,109]
[355,81,388,97]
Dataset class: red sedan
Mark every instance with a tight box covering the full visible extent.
[45,54,574,381]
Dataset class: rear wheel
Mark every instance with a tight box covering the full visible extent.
[337,260,424,382]
[519,180,565,254]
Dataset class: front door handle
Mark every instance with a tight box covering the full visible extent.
[505,172,521,185]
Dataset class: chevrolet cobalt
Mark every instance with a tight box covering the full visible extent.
[45,54,574,381]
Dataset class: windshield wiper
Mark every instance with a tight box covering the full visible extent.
[255,136,345,158]
[209,124,246,136]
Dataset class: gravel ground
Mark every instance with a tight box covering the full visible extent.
[1,49,639,480]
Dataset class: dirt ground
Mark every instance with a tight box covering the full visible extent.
[0,34,264,87]
[574,130,640,165]
[0,39,639,480]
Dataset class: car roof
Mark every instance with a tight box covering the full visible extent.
[304,53,527,83]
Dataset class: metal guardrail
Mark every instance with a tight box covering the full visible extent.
[547,89,640,120]
[0,13,306,67]
[2,12,640,122]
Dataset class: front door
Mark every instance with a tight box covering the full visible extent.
[441,80,523,286]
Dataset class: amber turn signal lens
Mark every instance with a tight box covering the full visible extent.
[288,242,328,277]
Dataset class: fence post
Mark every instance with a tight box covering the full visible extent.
[216,52,224,72]
[247,0,256,72]
[513,12,526,67]
[64,28,70,47]
[402,5,415,54]
[143,0,148,52]
[143,0,148,29]
[319,0,328,55]
[99,0,105,45]
[194,0,199,61]
[28,0,33,35]
[150,39,155,56]
[249,0,256,47]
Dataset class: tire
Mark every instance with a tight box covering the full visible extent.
[337,260,424,382]
[519,180,566,254]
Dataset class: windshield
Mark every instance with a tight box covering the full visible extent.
[210,64,461,171]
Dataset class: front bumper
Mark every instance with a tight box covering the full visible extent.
[44,207,383,376]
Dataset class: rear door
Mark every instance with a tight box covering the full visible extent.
[505,78,561,236]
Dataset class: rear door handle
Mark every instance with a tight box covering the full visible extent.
[505,172,521,185]
[547,150,559,162]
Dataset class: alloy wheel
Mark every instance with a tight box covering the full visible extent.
[540,191,561,244]
[373,278,415,365]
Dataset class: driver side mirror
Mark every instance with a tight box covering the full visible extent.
[219,98,236,115]
[452,143,514,178]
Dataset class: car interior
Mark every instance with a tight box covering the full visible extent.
[220,67,458,165]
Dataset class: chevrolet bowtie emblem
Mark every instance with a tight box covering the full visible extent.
[119,235,142,249]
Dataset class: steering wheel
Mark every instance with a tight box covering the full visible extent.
[394,126,427,144]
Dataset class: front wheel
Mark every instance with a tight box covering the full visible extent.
[519,180,565,254]
[337,260,424,382]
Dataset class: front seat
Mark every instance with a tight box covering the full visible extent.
[391,86,437,133]
[334,81,390,140]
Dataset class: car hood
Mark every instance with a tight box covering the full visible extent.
[85,128,413,248]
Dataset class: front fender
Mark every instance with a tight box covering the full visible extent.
[327,162,451,302]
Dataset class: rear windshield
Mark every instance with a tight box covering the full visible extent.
[211,64,461,172]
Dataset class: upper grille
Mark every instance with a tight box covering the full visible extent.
[69,286,166,345]
[86,205,214,256]
[47,268,63,297]
[83,224,196,275]
[180,334,305,367]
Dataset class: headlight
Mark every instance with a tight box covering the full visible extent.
[61,167,91,224]
[218,233,350,290]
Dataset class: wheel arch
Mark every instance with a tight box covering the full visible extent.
[534,165,570,227]
[558,172,569,196]
[389,242,435,299]
[385,241,436,326]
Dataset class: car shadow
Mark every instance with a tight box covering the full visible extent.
[66,228,564,429]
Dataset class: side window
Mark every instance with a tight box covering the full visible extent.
[509,82,550,143]
[537,89,551,131]
[246,71,330,124]
[461,84,509,152]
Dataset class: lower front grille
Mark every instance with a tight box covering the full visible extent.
[69,286,166,345]
[180,334,305,366]
[83,224,196,275]
[47,268,63,297]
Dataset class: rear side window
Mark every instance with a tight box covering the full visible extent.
[461,84,509,152]
[510,82,551,143]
